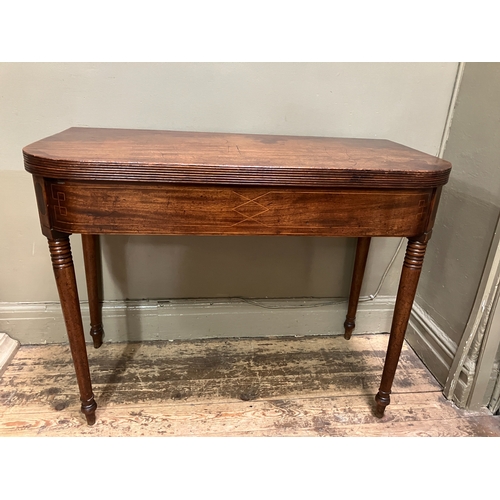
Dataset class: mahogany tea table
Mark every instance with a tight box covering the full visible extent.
[23,127,451,425]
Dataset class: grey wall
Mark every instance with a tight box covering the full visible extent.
[416,63,500,345]
[0,63,457,313]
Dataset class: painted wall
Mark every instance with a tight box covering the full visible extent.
[0,63,458,342]
[416,63,500,346]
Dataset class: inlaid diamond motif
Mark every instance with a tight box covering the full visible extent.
[231,192,271,225]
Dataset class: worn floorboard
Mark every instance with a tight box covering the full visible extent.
[1,334,499,437]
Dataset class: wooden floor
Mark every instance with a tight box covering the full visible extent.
[1,334,499,437]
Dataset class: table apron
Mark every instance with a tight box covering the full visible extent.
[35,178,436,237]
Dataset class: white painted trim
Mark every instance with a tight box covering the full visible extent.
[0,332,20,377]
[488,365,500,414]
[444,215,500,406]
[0,297,395,345]
[438,62,465,158]
[466,254,500,410]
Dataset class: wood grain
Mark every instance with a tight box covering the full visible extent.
[45,181,434,236]
[2,335,498,437]
[23,128,451,188]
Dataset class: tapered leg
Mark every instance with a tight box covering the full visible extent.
[82,234,104,349]
[344,237,371,339]
[48,236,97,425]
[374,237,427,418]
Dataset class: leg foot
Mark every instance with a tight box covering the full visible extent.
[374,390,390,418]
[84,411,96,426]
[82,397,97,425]
[343,320,355,340]
[90,324,104,349]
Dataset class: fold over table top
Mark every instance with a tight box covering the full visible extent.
[24,127,451,189]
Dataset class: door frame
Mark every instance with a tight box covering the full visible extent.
[444,213,500,411]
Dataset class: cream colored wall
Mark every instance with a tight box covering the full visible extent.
[0,63,457,310]
[416,63,500,346]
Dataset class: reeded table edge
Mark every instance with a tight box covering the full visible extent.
[23,128,452,189]
[24,157,451,189]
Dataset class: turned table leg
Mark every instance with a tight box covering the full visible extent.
[82,234,105,348]
[48,235,97,425]
[374,236,428,418]
[344,237,371,340]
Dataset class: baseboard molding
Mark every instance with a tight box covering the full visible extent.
[0,332,20,377]
[0,297,395,345]
[406,302,472,406]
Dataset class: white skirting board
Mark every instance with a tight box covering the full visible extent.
[0,332,20,377]
[0,297,395,345]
